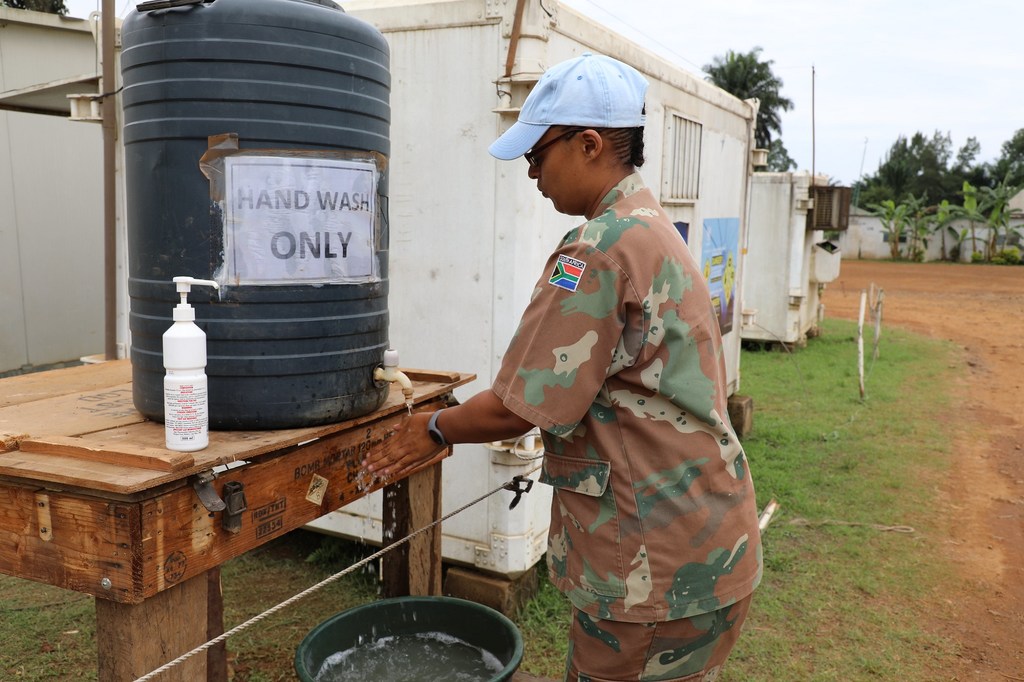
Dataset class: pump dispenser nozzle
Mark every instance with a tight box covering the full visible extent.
[172,276,219,322]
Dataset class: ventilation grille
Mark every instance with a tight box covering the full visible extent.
[808,186,852,230]
[665,113,702,201]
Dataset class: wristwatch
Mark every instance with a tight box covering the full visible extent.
[427,409,448,446]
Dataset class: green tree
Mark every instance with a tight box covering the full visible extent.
[867,199,911,260]
[931,199,957,261]
[952,136,992,193]
[989,128,1024,190]
[703,47,794,151]
[953,181,987,261]
[979,173,1023,260]
[859,131,976,206]
[766,138,797,172]
[0,0,67,13]
[860,140,912,205]
[903,194,931,261]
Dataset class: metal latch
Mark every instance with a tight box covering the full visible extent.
[502,475,534,510]
[221,481,247,534]
[192,471,226,512]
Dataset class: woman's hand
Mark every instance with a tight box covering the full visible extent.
[362,390,534,481]
[363,410,446,481]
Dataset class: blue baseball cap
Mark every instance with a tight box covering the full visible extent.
[489,52,649,160]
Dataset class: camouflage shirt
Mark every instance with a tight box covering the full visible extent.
[493,173,762,622]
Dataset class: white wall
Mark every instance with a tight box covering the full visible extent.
[838,208,1024,262]
[0,9,104,373]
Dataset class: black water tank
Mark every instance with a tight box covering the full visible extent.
[121,0,391,429]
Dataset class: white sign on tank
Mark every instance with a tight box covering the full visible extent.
[222,156,378,285]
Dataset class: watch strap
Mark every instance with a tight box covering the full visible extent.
[427,409,447,446]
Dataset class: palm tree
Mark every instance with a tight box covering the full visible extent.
[703,47,794,150]
[903,194,930,261]
[978,173,1023,259]
[867,199,911,260]
[931,199,956,261]
[953,181,987,261]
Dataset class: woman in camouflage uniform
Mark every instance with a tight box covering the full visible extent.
[364,53,761,682]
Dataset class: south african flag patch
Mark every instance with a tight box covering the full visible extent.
[549,254,586,292]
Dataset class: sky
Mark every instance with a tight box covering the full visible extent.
[62,0,1024,186]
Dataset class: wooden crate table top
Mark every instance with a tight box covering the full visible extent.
[0,359,473,604]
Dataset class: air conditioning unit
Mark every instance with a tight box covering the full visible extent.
[806,185,852,231]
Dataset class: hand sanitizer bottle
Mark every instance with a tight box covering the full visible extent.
[163,276,219,452]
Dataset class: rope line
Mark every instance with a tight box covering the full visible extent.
[133,465,541,682]
[509,430,545,461]
[787,517,915,534]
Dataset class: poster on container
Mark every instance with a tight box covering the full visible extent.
[701,217,739,334]
[221,156,378,285]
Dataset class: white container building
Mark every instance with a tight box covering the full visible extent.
[740,172,847,346]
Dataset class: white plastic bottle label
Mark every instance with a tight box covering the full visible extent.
[164,376,209,451]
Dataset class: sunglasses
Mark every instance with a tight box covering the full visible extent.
[524,128,588,167]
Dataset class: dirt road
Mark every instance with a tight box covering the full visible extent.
[823,260,1024,680]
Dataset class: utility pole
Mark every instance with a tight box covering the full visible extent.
[101,0,117,360]
[811,64,816,184]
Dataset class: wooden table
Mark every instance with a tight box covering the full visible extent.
[0,360,472,681]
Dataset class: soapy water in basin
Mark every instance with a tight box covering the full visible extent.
[315,631,504,682]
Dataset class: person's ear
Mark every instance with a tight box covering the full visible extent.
[579,129,604,160]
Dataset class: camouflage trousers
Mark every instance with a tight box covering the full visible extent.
[565,593,753,682]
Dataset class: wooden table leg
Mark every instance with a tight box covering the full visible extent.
[207,567,228,682]
[381,459,444,597]
[96,569,227,681]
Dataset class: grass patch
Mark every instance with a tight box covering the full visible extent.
[0,318,962,681]
[516,561,570,678]
[220,531,381,680]
[722,318,959,681]
[0,575,96,680]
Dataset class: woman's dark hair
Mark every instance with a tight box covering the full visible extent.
[603,127,646,168]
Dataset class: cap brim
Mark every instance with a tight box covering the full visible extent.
[488,121,549,160]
